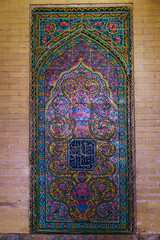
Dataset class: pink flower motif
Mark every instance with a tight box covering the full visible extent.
[70,113,76,119]
[94,130,99,135]
[63,224,68,228]
[101,128,108,134]
[113,115,118,121]
[40,180,44,185]
[64,130,69,135]
[68,86,73,91]
[54,192,59,198]
[111,215,117,221]
[77,189,88,197]
[103,146,110,151]
[54,204,60,210]
[113,176,117,181]
[93,22,98,27]
[86,73,91,77]
[106,192,111,198]
[59,183,67,191]
[55,127,62,133]
[103,89,108,94]
[89,202,95,208]
[55,146,61,151]
[72,73,76,77]
[68,181,72,185]
[56,166,62,170]
[74,131,79,137]
[48,176,52,180]
[48,200,53,206]
[59,210,65,216]
[93,181,98,186]
[87,111,92,118]
[78,104,84,110]
[98,21,103,26]
[90,86,95,91]
[62,159,66,164]
[78,90,84,96]
[79,78,84,83]
[72,98,78,103]
[77,183,88,189]
[77,111,86,119]
[42,36,47,45]
[71,190,76,197]
[50,24,54,30]
[64,170,69,175]
[48,214,53,220]
[59,22,69,27]
[70,93,74,98]
[77,125,87,132]
[86,112,91,119]
[60,104,65,110]
[88,191,94,197]
[98,183,106,192]
[98,104,103,110]
[112,201,117,207]
[116,37,121,44]
[71,202,76,207]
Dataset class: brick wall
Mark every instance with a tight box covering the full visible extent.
[0,0,159,234]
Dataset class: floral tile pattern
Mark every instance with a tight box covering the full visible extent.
[30,6,134,233]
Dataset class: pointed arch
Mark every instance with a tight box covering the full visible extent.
[35,29,128,76]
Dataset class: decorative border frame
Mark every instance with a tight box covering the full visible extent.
[30,4,135,233]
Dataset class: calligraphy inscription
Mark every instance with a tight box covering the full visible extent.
[68,139,95,170]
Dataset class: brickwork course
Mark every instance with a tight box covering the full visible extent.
[0,0,160,237]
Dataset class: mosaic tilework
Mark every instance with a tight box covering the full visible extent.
[30,6,134,233]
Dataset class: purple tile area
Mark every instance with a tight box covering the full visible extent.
[30,6,134,233]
